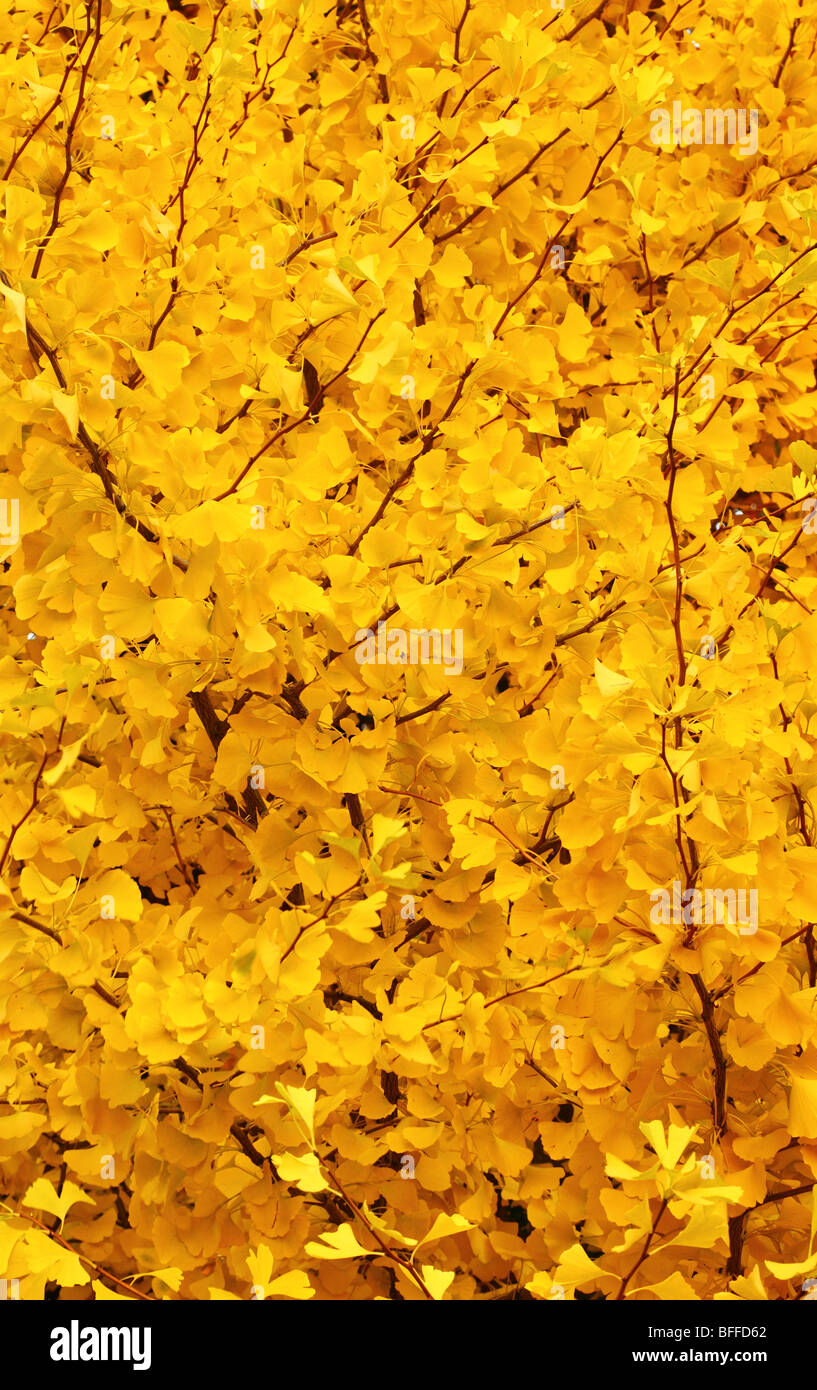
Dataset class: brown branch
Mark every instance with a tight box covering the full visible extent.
[712,926,810,1001]
[227,21,298,139]
[284,230,337,267]
[564,0,606,42]
[215,310,385,500]
[770,650,817,986]
[728,1177,817,1278]
[773,17,800,87]
[130,79,212,380]
[11,908,122,1009]
[2,46,80,182]
[10,1206,155,1302]
[319,1163,434,1299]
[170,1057,272,1172]
[726,1210,747,1279]
[554,599,626,647]
[690,973,727,1135]
[664,365,686,685]
[2,267,187,570]
[30,0,103,280]
[357,0,389,103]
[189,688,266,826]
[423,962,583,1030]
[615,1197,669,1299]
[513,796,574,864]
[640,233,661,351]
[335,501,580,669]
[718,519,806,648]
[671,243,817,396]
[0,717,66,875]
[755,1181,817,1209]
[162,808,196,891]
[453,0,472,61]
[681,218,740,269]
[343,792,371,852]
[326,985,382,1020]
[280,879,364,964]
[12,909,61,945]
[395,692,450,725]
[434,87,614,244]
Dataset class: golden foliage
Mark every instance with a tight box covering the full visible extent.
[2,0,817,1301]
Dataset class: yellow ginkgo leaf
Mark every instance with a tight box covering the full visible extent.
[594,659,634,696]
[304,1224,369,1261]
[22,1179,95,1225]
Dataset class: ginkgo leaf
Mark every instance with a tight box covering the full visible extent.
[271,1151,327,1192]
[788,1073,817,1138]
[0,280,26,333]
[640,1120,699,1171]
[415,1213,473,1248]
[765,1252,817,1279]
[22,1179,95,1225]
[267,1270,315,1299]
[418,1265,455,1300]
[73,208,119,251]
[304,1224,369,1260]
[555,1243,606,1288]
[254,1084,316,1147]
[131,341,190,395]
[594,660,634,696]
[92,1280,140,1301]
[309,270,358,325]
[633,1271,697,1299]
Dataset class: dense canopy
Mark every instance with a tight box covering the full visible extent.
[2,0,817,1301]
